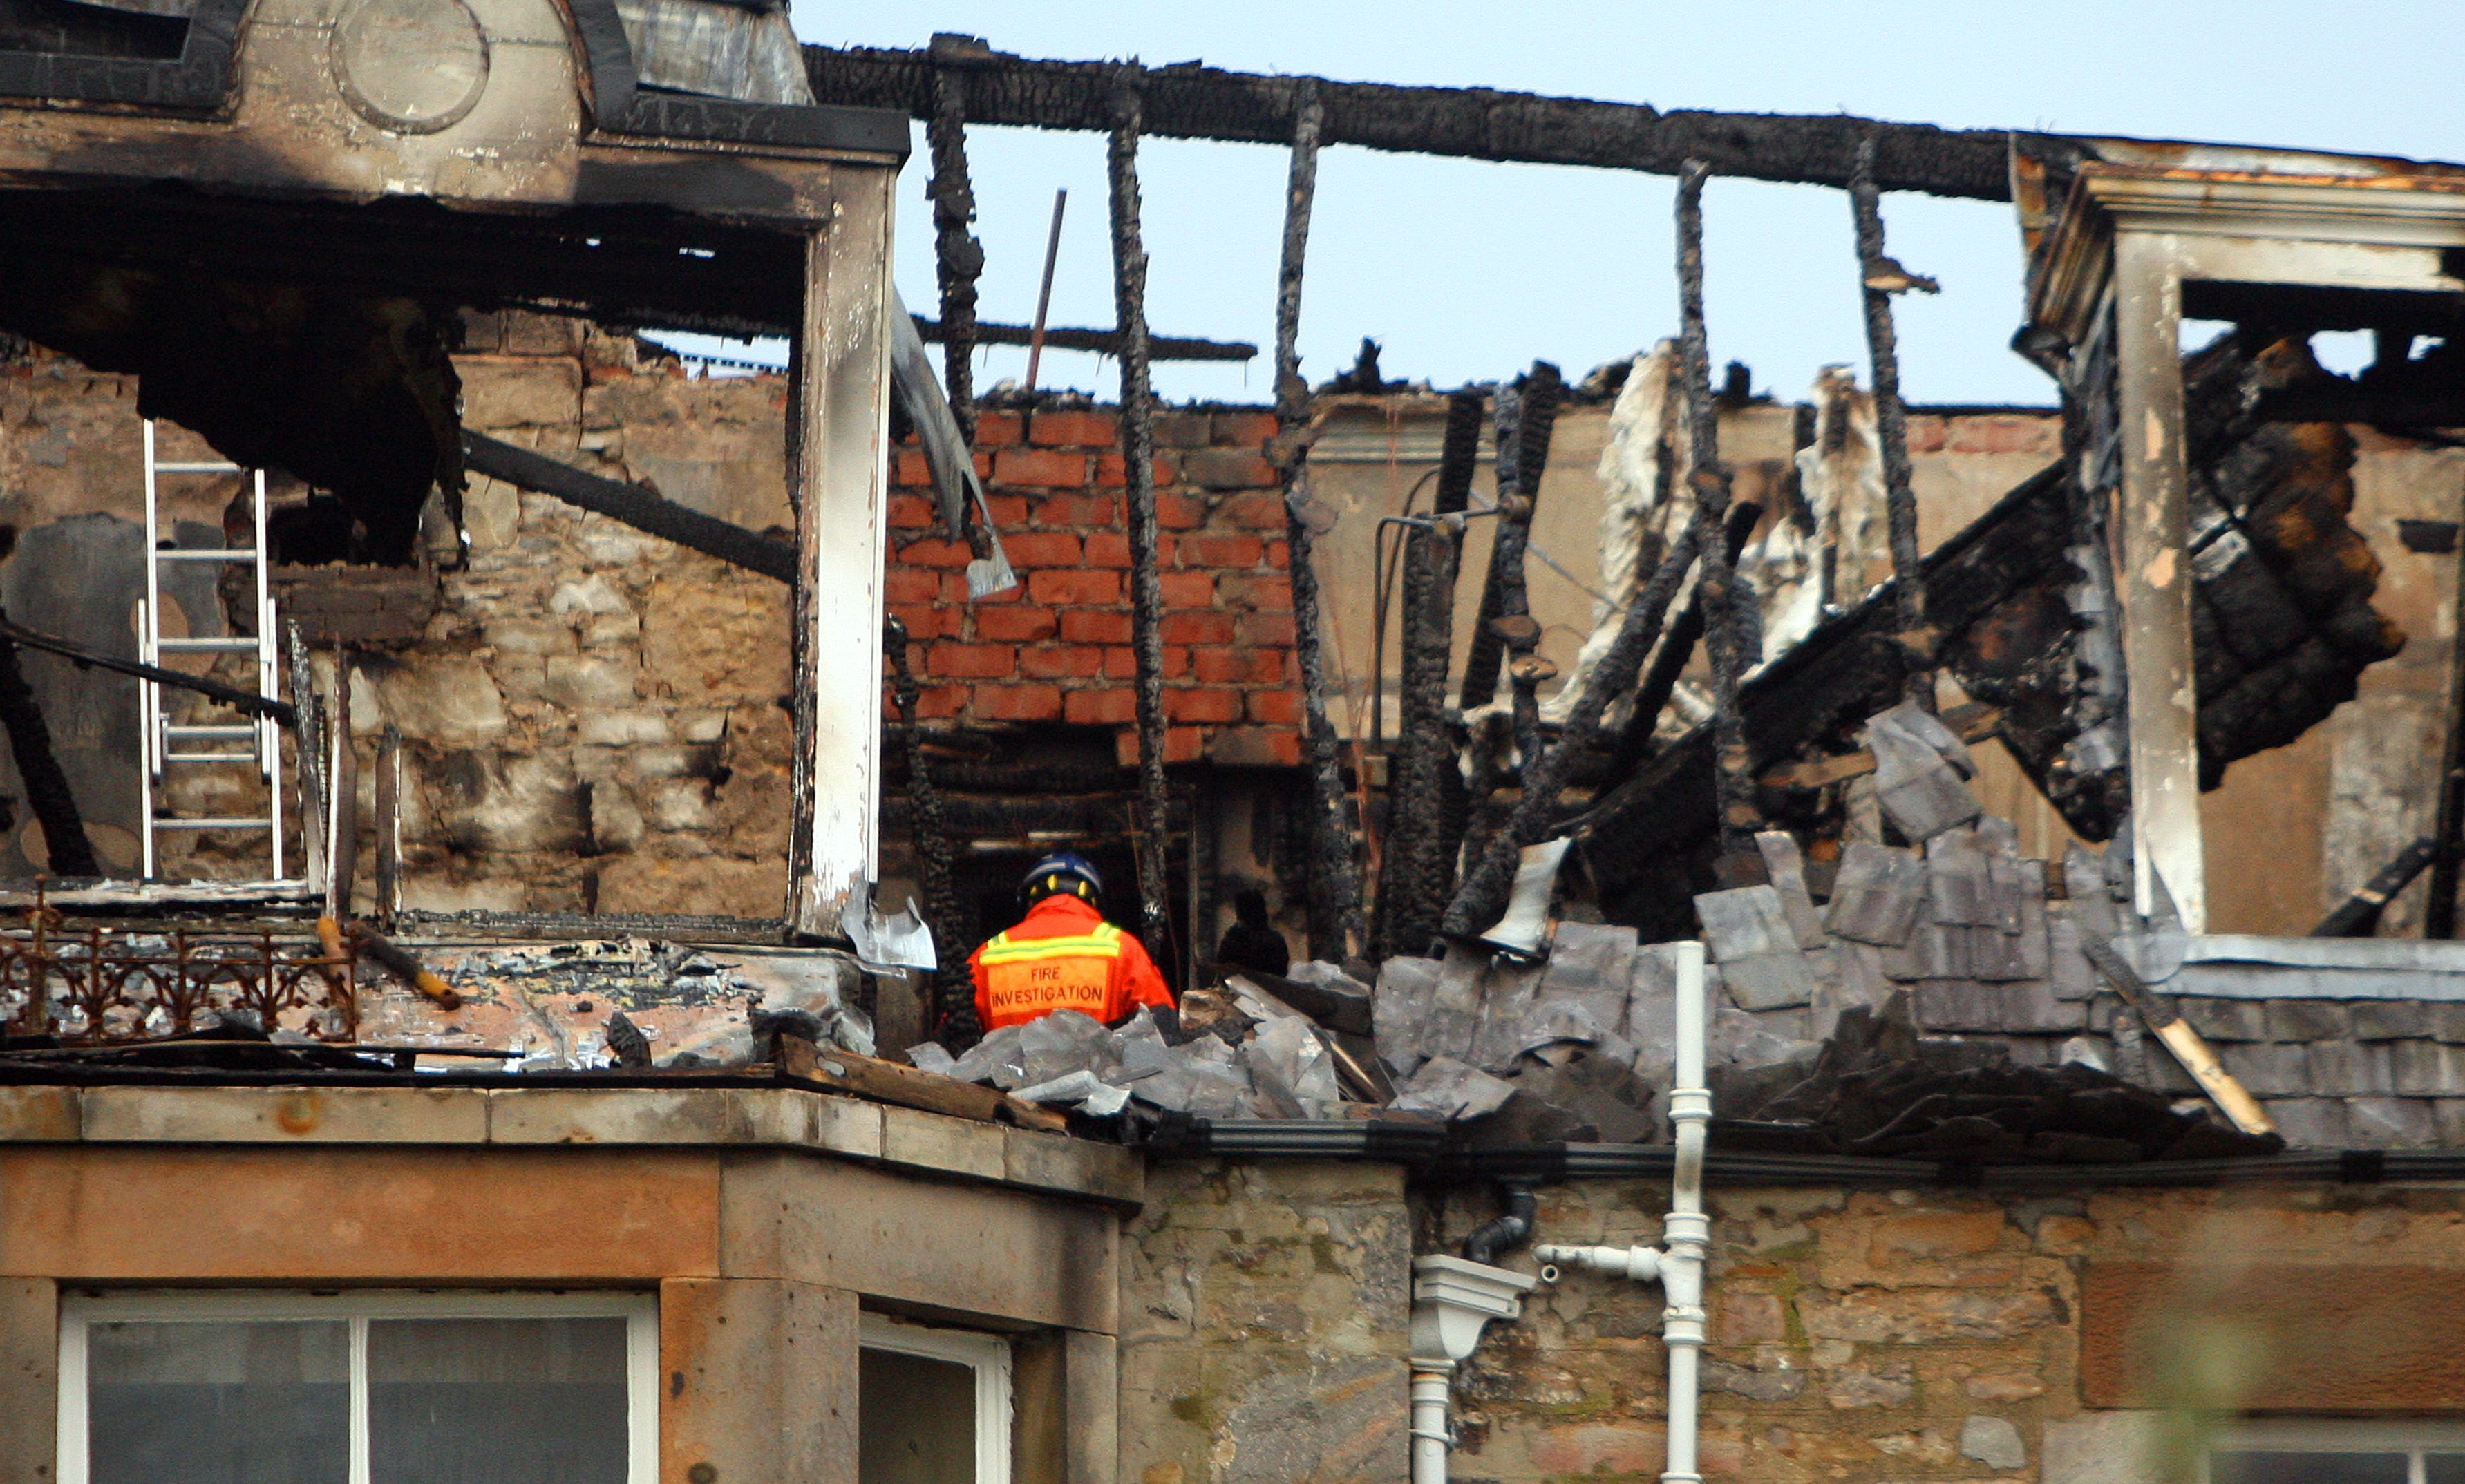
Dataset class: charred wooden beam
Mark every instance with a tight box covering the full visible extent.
[0,613,98,877]
[1273,82,1366,962]
[462,431,797,584]
[884,618,978,1045]
[1606,497,1764,779]
[1459,363,1562,713]
[2430,525,2465,938]
[1375,388,1482,959]
[1572,463,2079,938]
[1675,161,1760,855]
[909,316,1255,362]
[802,43,2014,200]
[1851,131,1935,710]
[2318,835,2436,939]
[1107,69,1176,972]
[926,64,985,443]
[1444,504,1715,937]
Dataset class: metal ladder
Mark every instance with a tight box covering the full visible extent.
[136,419,284,881]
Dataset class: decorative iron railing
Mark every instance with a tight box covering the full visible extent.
[0,893,356,1043]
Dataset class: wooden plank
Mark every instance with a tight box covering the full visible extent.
[2113,232,2205,931]
[791,170,896,938]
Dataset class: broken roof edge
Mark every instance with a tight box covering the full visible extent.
[0,1077,1144,1206]
[10,1074,2444,1192]
[1157,1122,2463,1190]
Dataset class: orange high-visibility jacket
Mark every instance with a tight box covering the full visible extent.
[969,893,1173,1031]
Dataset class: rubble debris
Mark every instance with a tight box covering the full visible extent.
[1864,701,1983,842]
[1715,995,2284,1163]
[1391,1056,1516,1121]
[1694,886,1818,1011]
[347,922,463,1010]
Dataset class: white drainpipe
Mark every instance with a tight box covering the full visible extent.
[1534,939,1711,1484]
[1406,1255,1536,1484]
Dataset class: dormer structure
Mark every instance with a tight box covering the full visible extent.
[0,0,907,933]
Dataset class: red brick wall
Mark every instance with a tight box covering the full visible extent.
[887,407,1303,768]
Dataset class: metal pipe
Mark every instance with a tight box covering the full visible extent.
[1531,940,1710,1484]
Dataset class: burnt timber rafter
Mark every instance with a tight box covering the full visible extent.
[803,43,2014,200]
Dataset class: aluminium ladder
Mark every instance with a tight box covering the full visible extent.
[135,419,283,881]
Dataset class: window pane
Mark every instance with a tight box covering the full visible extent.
[2213,1452,2410,1484]
[86,1319,348,1484]
[2424,1456,2465,1484]
[860,1347,978,1484]
[368,1317,630,1484]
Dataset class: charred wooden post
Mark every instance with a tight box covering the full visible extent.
[0,618,98,877]
[1375,389,1482,958]
[1269,80,1365,962]
[1461,371,1565,709]
[1444,512,1709,935]
[927,63,985,443]
[2428,537,2465,937]
[1676,160,1761,855]
[1608,499,1764,777]
[373,723,402,931]
[884,616,978,1045]
[1850,131,1935,709]
[1106,68,1175,969]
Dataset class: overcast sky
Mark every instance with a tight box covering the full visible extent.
[775,2,2465,408]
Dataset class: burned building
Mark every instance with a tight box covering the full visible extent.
[1,14,2464,1484]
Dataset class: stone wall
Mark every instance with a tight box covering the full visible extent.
[1130,1162,2465,1484]
[1437,1174,2465,1483]
[366,315,797,917]
[1120,1159,1413,1484]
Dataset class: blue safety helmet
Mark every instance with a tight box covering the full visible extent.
[1020,851,1104,909]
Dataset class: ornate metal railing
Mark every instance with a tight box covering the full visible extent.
[0,895,356,1043]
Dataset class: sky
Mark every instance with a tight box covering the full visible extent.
[748,2,2465,408]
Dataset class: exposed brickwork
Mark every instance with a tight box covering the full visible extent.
[887,409,1302,769]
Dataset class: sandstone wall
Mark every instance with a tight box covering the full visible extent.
[1121,1160,1414,1484]
[1124,1161,2465,1484]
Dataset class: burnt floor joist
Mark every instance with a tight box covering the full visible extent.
[804,41,2014,199]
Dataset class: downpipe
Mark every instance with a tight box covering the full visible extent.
[1407,1183,1539,1484]
[1534,940,1711,1484]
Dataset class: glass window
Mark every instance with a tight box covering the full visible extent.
[858,1315,1012,1484]
[86,1319,349,1484]
[61,1293,654,1484]
[2212,1427,2465,1484]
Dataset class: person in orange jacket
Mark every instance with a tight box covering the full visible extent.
[970,853,1175,1033]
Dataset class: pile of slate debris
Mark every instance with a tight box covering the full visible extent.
[896,699,2285,1161]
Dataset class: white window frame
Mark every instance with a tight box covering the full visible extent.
[57,1288,657,1484]
[2207,1420,2465,1484]
[860,1312,1013,1484]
